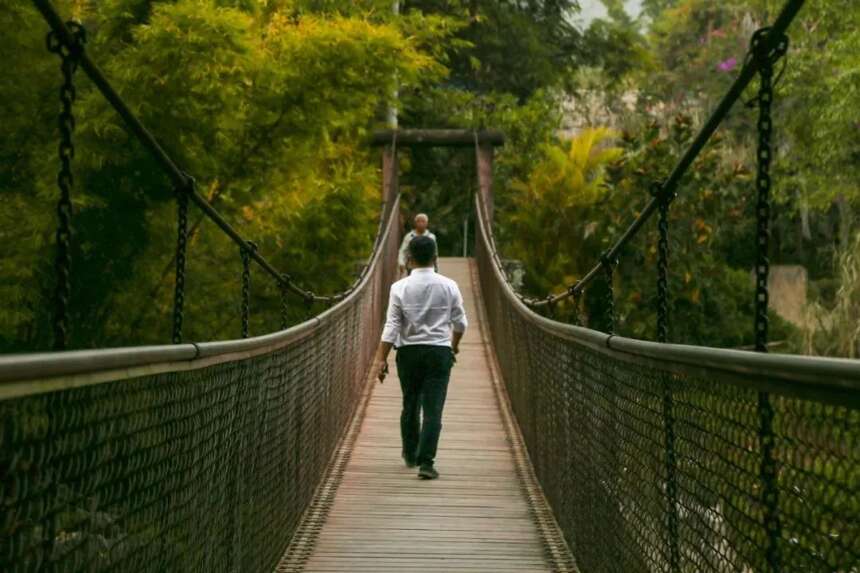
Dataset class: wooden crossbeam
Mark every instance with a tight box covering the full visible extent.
[371,129,505,147]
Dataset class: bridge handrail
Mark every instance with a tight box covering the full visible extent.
[475,193,860,403]
[474,190,860,573]
[0,192,400,395]
[1,189,401,572]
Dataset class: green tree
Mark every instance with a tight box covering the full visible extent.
[801,232,860,358]
[580,17,653,82]
[398,88,563,256]
[498,113,797,348]
[404,0,583,100]
[503,127,623,295]
[0,0,441,350]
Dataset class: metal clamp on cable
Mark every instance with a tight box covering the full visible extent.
[599,251,617,270]
[176,171,196,195]
[750,27,789,69]
[743,27,790,108]
[648,179,675,206]
[46,19,86,58]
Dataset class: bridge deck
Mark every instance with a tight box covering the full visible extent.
[277,258,574,572]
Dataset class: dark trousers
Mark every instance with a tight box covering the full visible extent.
[396,345,454,467]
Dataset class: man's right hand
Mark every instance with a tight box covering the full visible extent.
[371,358,388,383]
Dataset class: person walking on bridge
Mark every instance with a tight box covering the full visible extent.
[371,235,468,480]
[398,213,437,276]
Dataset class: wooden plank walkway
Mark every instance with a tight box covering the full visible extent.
[277,258,576,572]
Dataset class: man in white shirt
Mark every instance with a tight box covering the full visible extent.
[398,213,437,276]
[371,235,468,480]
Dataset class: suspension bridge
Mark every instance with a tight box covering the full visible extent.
[2,0,858,572]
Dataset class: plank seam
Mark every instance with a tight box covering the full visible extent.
[274,368,379,572]
[469,258,580,573]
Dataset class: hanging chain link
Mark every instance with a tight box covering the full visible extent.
[304,294,315,321]
[752,27,788,353]
[47,22,86,350]
[280,274,291,331]
[600,252,616,335]
[651,182,674,344]
[240,242,257,339]
[751,26,789,573]
[172,176,193,344]
[650,181,680,570]
[568,282,582,327]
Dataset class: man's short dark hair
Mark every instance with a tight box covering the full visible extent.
[409,235,436,266]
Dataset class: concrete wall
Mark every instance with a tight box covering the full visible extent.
[764,265,808,327]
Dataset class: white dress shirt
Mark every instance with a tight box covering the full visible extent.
[398,230,437,267]
[381,267,468,347]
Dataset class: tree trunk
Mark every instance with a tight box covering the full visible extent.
[835,193,853,251]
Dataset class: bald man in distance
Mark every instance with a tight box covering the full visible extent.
[398,213,437,276]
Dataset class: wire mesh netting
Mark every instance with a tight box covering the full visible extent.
[475,199,859,573]
[0,198,400,573]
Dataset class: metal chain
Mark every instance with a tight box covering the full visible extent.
[754,34,773,353]
[172,177,192,344]
[280,274,291,331]
[600,253,616,335]
[752,27,788,353]
[751,26,788,573]
[47,22,85,351]
[304,295,315,321]
[649,181,680,571]
[240,242,256,339]
[568,283,582,327]
[651,182,673,344]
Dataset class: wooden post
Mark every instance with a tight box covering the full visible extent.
[371,129,504,148]
[476,142,494,228]
[382,145,398,208]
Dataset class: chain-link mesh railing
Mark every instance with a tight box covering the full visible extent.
[475,197,860,573]
[0,192,400,572]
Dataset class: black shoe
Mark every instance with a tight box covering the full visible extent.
[402,453,417,468]
[418,465,439,480]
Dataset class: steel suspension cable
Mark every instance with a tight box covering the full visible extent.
[520,0,805,311]
[31,0,400,344]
